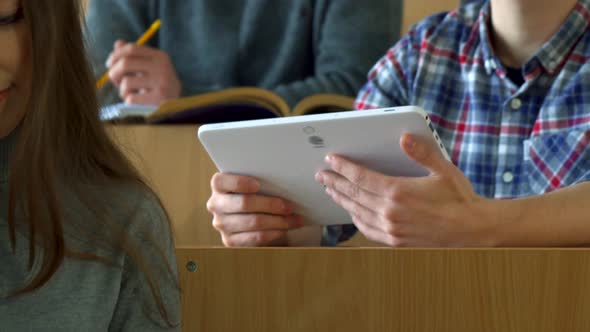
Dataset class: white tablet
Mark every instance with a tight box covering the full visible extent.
[198,106,450,226]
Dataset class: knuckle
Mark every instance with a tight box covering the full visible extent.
[108,70,120,84]
[119,58,130,69]
[210,173,223,190]
[350,167,365,184]
[236,196,249,211]
[206,197,215,213]
[247,214,264,230]
[252,231,276,245]
[108,69,117,79]
[251,232,265,244]
[386,185,404,203]
[120,82,132,96]
[119,80,128,93]
[329,191,342,205]
[125,96,136,104]
[385,234,403,247]
[125,44,139,53]
[381,205,397,221]
[383,221,400,237]
[223,236,236,247]
[211,217,225,232]
[347,184,361,199]
[127,94,142,104]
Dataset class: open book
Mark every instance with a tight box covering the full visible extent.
[100,87,355,124]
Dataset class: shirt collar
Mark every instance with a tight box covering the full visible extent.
[478,0,590,76]
[477,2,498,74]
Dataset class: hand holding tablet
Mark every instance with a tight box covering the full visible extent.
[200,107,449,234]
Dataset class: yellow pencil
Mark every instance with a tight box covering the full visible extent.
[95,19,162,90]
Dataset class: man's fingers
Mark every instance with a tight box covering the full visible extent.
[400,133,452,175]
[212,214,304,234]
[208,193,294,215]
[324,186,380,227]
[323,154,401,196]
[210,173,260,194]
[114,39,127,49]
[221,230,288,247]
[108,56,152,86]
[120,76,150,100]
[316,170,385,209]
[124,92,158,105]
[351,216,399,247]
[107,43,156,68]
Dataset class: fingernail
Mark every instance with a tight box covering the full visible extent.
[404,135,416,151]
[325,187,333,196]
[106,55,112,68]
[315,172,324,184]
[324,155,334,163]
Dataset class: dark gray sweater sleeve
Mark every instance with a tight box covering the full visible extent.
[273,0,402,109]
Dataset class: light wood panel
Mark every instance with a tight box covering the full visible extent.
[177,248,590,332]
[402,0,460,33]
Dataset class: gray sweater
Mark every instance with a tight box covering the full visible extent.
[86,0,402,108]
[0,130,181,331]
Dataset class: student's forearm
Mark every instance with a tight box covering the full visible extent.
[488,182,590,246]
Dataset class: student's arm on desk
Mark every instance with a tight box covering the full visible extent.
[492,182,590,246]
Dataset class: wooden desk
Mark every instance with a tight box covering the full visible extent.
[177,248,590,332]
[402,0,459,33]
[108,125,381,247]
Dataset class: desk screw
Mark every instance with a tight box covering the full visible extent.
[186,261,198,272]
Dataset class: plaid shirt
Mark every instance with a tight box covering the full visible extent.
[323,0,590,246]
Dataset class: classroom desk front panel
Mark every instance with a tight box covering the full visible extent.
[176,247,590,332]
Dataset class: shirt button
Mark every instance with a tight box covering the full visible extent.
[486,59,497,70]
[502,172,514,184]
[510,98,522,110]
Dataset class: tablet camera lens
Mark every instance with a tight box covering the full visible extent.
[303,126,316,135]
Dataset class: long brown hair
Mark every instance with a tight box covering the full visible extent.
[6,0,178,327]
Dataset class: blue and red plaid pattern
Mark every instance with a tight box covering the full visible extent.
[323,0,590,245]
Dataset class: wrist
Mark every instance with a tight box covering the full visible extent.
[472,197,521,247]
[479,197,532,247]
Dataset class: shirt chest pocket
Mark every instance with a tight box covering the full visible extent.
[523,129,590,194]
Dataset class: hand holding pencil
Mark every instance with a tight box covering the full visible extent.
[97,19,182,106]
